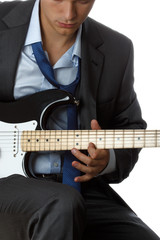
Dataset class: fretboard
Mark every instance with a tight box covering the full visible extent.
[21,129,160,152]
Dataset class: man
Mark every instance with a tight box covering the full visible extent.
[0,0,159,239]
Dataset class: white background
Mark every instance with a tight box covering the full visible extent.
[1,0,160,237]
[90,0,160,236]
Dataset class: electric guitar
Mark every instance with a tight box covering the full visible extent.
[0,89,159,178]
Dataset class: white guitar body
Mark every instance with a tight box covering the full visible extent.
[0,120,37,177]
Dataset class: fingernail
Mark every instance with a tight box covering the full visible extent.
[74,177,79,182]
[73,162,78,167]
[71,148,77,154]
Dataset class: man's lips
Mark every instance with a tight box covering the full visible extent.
[58,22,76,28]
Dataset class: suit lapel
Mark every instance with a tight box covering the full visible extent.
[0,0,35,101]
[79,18,104,129]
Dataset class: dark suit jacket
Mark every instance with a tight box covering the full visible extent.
[0,0,146,184]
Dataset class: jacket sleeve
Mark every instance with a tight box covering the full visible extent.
[99,41,147,184]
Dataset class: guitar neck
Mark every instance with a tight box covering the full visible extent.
[21,129,160,152]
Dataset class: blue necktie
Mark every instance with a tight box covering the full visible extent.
[32,42,81,191]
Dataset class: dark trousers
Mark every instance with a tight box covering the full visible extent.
[0,174,159,240]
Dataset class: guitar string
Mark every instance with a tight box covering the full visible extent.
[0,130,160,151]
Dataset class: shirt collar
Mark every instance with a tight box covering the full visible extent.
[24,0,41,46]
[24,0,82,60]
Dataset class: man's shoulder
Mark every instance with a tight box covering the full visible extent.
[0,0,35,18]
[0,1,22,15]
[0,0,35,29]
[84,17,132,49]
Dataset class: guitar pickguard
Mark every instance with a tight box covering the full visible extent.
[0,120,37,177]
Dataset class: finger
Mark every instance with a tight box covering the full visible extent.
[71,148,93,165]
[74,174,93,183]
[72,159,98,174]
[88,142,108,161]
[87,142,97,159]
[91,119,101,130]
[72,148,100,168]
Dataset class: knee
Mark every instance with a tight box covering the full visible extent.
[28,184,86,239]
[57,184,86,217]
[30,182,86,220]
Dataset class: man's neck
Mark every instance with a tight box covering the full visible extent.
[40,11,77,66]
[42,31,77,66]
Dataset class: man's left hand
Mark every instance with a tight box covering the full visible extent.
[71,119,110,182]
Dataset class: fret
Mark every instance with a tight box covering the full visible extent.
[133,130,135,148]
[114,130,124,149]
[152,130,158,147]
[39,130,45,151]
[122,130,124,148]
[33,130,39,150]
[144,130,153,148]
[23,130,32,151]
[21,131,28,152]
[97,130,105,148]
[55,130,62,151]
[155,130,158,147]
[29,130,34,151]
[89,130,96,145]
[144,130,146,148]
[81,130,89,149]
[60,130,67,150]
[44,130,51,151]
[74,130,82,149]
[45,131,54,151]
[123,130,132,148]
[133,129,136,148]
[134,130,145,148]
[105,130,114,149]
[67,130,74,149]
[157,130,160,147]
[34,130,40,151]
[144,130,160,148]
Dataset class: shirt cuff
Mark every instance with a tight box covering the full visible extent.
[98,149,116,175]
